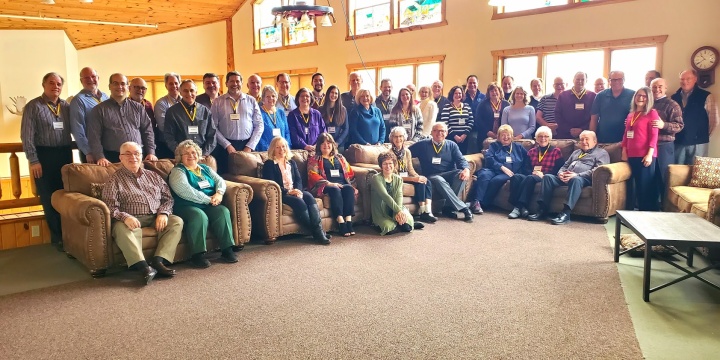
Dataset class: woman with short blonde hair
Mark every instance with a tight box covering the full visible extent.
[257,85,292,151]
[349,89,385,146]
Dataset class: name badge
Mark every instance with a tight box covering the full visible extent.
[328,126,336,134]
[53,122,64,130]
[188,126,199,134]
[458,118,466,125]
[229,113,241,121]
[403,123,412,129]
[626,130,634,139]
[493,112,500,119]
[432,157,442,165]
[575,103,585,110]
[506,156,513,163]
[383,113,391,121]
[399,172,409,177]
[533,166,542,172]
[304,127,309,135]
[570,161,578,168]
[198,180,211,189]
[272,128,281,137]
[330,169,340,177]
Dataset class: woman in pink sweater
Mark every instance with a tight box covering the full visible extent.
[622,86,660,211]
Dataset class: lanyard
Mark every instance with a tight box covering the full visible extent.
[301,111,310,124]
[538,146,549,163]
[230,97,239,114]
[505,144,513,155]
[578,152,588,159]
[397,158,406,171]
[280,96,290,109]
[328,108,335,123]
[571,88,586,100]
[402,109,410,121]
[46,102,61,117]
[168,95,179,106]
[91,95,102,104]
[380,99,389,111]
[314,95,325,108]
[263,106,277,126]
[453,103,463,115]
[325,156,335,167]
[180,102,196,122]
[630,111,642,127]
[491,100,501,112]
[432,141,444,154]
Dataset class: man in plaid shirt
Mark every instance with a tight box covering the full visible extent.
[102,141,183,285]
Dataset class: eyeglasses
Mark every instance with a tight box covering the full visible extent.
[391,135,405,139]
[120,152,141,158]
[635,94,648,99]
[132,86,147,91]
[609,78,624,82]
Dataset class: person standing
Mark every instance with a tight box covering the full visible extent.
[275,73,296,115]
[529,78,544,110]
[622,87,660,211]
[649,78,683,189]
[349,89,385,146]
[196,73,221,108]
[256,85,292,152]
[341,72,363,115]
[418,86,438,136]
[475,83,510,142]
[440,86,474,154]
[164,80,217,156]
[501,76,514,101]
[21,72,74,251]
[246,74,263,103]
[70,67,108,163]
[590,71,634,143]
[375,78,397,142]
[388,87,425,142]
[671,69,719,164]
[318,85,349,150]
[153,73,182,158]
[310,72,326,110]
[431,80,449,123]
[555,72,596,139]
[129,78,154,125]
[288,88,327,151]
[500,86,536,139]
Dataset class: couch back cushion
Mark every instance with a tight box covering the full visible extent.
[689,156,720,189]
[345,144,392,165]
[597,142,623,163]
[482,138,536,151]
[144,157,218,181]
[62,163,124,195]
[228,151,265,176]
[550,140,576,161]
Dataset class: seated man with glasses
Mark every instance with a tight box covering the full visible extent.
[590,70,635,143]
[102,141,183,285]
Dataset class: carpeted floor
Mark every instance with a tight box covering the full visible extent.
[0,213,642,359]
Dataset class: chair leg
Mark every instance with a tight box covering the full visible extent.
[265,238,277,245]
[90,269,107,278]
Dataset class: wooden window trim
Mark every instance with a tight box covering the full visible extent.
[252,0,319,52]
[491,35,667,83]
[347,55,446,88]
[255,67,319,79]
[491,0,635,20]
[345,0,447,41]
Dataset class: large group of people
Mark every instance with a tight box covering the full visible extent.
[19,66,718,284]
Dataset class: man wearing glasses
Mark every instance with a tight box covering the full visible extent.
[102,141,183,285]
[164,80,217,157]
[70,67,108,163]
[590,70,634,143]
[555,72,596,139]
[536,77,565,135]
[129,77,155,128]
[88,73,157,165]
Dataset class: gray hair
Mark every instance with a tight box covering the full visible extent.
[535,126,552,139]
[119,141,141,154]
[390,126,408,140]
[174,140,202,163]
[579,130,597,142]
[164,72,181,84]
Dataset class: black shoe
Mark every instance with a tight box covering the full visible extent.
[151,256,176,277]
[140,266,157,285]
[527,210,546,221]
[338,222,351,237]
[399,223,413,232]
[443,208,458,219]
[419,212,438,223]
[313,230,331,245]
[461,208,474,223]
[413,222,425,230]
[52,241,64,252]
[220,247,239,263]
[520,207,530,218]
[347,222,356,235]
[551,212,571,225]
[191,253,211,268]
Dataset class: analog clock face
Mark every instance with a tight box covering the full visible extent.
[694,49,717,70]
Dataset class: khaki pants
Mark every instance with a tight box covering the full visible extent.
[111,214,183,267]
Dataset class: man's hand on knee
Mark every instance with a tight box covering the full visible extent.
[155,214,168,232]
[124,216,141,230]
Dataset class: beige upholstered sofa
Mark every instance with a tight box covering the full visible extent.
[222,150,372,244]
[51,157,253,277]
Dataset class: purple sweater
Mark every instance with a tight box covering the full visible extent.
[554,89,596,139]
[288,108,327,149]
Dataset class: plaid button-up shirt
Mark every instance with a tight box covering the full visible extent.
[102,166,174,221]
[528,145,564,174]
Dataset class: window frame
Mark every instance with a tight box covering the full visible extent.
[491,35,667,86]
[252,0,319,54]
[492,0,635,20]
[129,75,225,105]
[346,55,445,93]
[255,67,319,98]
[345,0,447,41]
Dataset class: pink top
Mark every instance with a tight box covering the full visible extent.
[622,109,659,158]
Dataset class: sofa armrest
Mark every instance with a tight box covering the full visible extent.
[352,162,381,172]
[593,162,632,185]
[51,190,112,273]
[223,181,253,246]
[667,165,692,188]
[590,162,631,219]
[223,174,281,240]
[464,153,484,174]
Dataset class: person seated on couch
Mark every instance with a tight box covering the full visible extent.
[468,124,530,215]
[389,126,437,223]
[528,130,609,225]
[506,126,564,219]
[371,152,422,235]
[262,137,331,245]
[308,133,358,237]
[102,141,183,285]
[168,140,238,268]
[409,122,473,222]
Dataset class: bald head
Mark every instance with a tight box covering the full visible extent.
[650,78,667,100]
[129,77,147,102]
[79,67,99,92]
[680,69,698,92]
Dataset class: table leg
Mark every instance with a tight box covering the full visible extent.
[643,239,652,302]
[614,215,622,262]
[687,247,694,267]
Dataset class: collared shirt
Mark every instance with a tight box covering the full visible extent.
[88,98,156,159]
[591,87,635,143]
[20,94,73,164]
[341,91,358,115]
[211,92,264,150]
[164,100,217,156]
[463,91,486,114]
[537,93,561,123]
[559,146,610,181]
[311,92,326,110]
[102,166,174,221]
[69,89,109,155]
[276,94,297,115]
[375,95,397,116]
[154,95,181,132]
[196,93,218,109]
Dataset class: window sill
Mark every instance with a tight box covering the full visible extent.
[345,20,447,41]
[492,0,635,20]
[253,41,318,54]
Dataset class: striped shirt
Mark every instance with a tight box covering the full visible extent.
[70,89,109,155]
[388,107,425,142]
[87,98,156,159]
[211,93,264,150]
[537,94,560,123]
[102,166,174,221]
[20,94,73,164]
[440,102,474,136]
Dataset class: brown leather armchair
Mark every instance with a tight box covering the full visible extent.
[222,150,372,244]
[51,157,253,277]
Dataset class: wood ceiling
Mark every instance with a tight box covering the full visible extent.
[0,0,249,49]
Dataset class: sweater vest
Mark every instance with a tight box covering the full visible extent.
[672,86,710,145]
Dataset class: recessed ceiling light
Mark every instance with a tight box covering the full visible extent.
[41,0,55,5]
[80,0,93,3]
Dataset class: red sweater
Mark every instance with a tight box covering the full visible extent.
[622,109,659,158]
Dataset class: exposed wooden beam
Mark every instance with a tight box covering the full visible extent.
[226,18,235,72]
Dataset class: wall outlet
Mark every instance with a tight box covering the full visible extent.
[31,225,40,237]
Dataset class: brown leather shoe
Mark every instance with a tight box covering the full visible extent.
[152,257,176,277]
[140,266,157,285]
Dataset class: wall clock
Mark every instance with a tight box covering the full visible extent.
[691,46,718,88]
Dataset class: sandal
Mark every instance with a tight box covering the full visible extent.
[347,221,356,235]
[339,222,351,237]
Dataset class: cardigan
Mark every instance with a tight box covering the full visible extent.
[261,159,303,195]
[168,163,226,209]
[287,107,327,149]
[257,107,292,152]
[391,146,419,178]
[349,105,386,145]
[388,106,425,142]
[307,154,355,197]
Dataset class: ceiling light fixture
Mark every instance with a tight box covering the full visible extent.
[41,0,55,4]
[271,1,335,29]
[0,14,159,28]
[80,0,94,3]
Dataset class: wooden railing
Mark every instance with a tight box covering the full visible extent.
[0,142,40,210]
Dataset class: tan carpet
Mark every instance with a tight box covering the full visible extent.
[0,213,642,359]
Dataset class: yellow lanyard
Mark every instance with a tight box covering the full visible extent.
[571,88,586,100]
[505,144,513,155]
[325,156,335,167]
[538,146,549,163]
[230,98,239,114]
[263,106,277,126]
[397,158,406,171]
[578,152,588,159]
[314,95,325,108]
[301,111,310,124]
[280,96,290,109]
[180,102,197,122]
[380,99,389,111]
[402,109,410,121]
[91,96,102,104]
[491,100,501,112]
[432,141,444,154]
[453,103,463,115]
[46,102,61,117]
[630,111,642,128]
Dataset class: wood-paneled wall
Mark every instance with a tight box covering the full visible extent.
[0,176,49,250]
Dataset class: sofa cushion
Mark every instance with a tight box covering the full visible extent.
[228,151,264,176]
[691,202,708,220]
[346,144,392,164]
[90,183,104,199]
[61,163,123,196]
[597,142,623,163]
[671,186,713,212]
[550,139,576,161]
[689,156,720,189]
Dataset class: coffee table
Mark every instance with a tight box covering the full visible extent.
[614,210,720,302]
